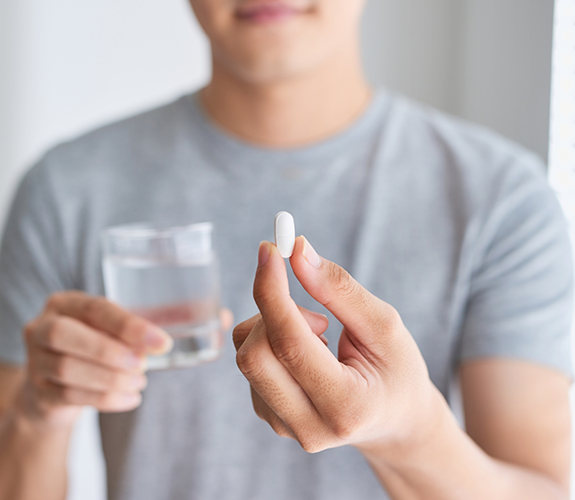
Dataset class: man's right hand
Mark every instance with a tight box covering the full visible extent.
[16,291,173,428]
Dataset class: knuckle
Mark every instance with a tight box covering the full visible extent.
[252,288,267,309]
[53,356,73,380]
[252,287,277,313]
[122,315,146,343]
[92,339,114,364]
[232,325,249,349]
[372,302,404,342]
[231,328,242,349]
[329,264,376,313]
[23,320,36,342]
[45,292,64,311]
[83,296,108,323]
[29,371,45,388]
[324,402,363,442]
[297,435,325,454]
[329,418,356,441]
[250,388,266,418]
[236,346,265,380]
[269,418,291,439]
[383,304,402,331]
[275,426,292,440]
[59,386,76,404]
[329,265,357,298]
[232,316,261,350]
[269,334,305,372]
[45,317,67,347]
[253,404,265,421]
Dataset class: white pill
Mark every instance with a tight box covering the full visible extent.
[274,211,296,258]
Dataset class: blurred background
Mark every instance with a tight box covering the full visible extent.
[0,0,572,499]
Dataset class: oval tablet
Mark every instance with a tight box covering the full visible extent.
[274,211,295,258]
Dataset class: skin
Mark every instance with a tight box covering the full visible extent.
[233,238,571,498]
[0,294,232,499]
[192,0,372,147]
[0,0,571,498]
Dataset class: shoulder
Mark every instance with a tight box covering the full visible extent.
[30,93,199,189]
[380,92,552,220]
[385,92,546,182]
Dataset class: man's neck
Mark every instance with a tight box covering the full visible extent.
[200,43,371,148]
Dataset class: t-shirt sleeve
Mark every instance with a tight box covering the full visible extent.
[0,160,74,366]
[459,153,574,377]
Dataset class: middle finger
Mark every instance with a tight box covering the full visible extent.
[31,314,146,371]
[233,306,329,351]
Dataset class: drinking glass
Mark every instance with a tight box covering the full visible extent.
[102,222,221,370]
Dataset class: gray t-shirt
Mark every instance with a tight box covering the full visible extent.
[0,90,572,500]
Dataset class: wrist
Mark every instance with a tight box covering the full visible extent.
[357,384,456,468]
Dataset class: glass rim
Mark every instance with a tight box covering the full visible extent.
[102,221,213,240]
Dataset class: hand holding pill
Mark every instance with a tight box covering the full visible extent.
[233,219,443,460]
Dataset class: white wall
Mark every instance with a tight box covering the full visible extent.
[0,1,563,499]
[361,0,555,159]
[549,0,575,489]
[457,0,554,161]
[361,0,463,115]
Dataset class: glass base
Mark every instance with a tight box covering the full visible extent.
[147,320,221,370]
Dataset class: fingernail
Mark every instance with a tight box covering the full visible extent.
[319,334,329,346]
[145,326,174,352]
[309,310,328,320]
[124,352,146,370]
[258,241,271,268]
[303,237,321,268]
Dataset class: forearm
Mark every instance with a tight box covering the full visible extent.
[360,390,568,500]
[0,406,72,500]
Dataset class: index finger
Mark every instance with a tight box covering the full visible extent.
[45,291,172,353]
[253,242,343,405]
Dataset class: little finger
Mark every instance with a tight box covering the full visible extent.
[39,380,142,412]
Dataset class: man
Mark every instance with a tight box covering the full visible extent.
[0,1,572,499]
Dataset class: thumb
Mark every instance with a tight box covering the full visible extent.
[289,236,402,344]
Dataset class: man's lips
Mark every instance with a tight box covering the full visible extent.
[235,2,308,23]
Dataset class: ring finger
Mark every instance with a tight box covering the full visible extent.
[32,349,147,394]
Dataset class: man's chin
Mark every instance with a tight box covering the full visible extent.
[217,49,315,85]
[233,66,304,86]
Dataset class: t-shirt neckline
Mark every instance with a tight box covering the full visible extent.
[184,88,390,164]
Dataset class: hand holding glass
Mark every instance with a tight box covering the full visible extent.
[102,223,222,370]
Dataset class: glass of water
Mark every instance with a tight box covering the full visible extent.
[101,222,222,370]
